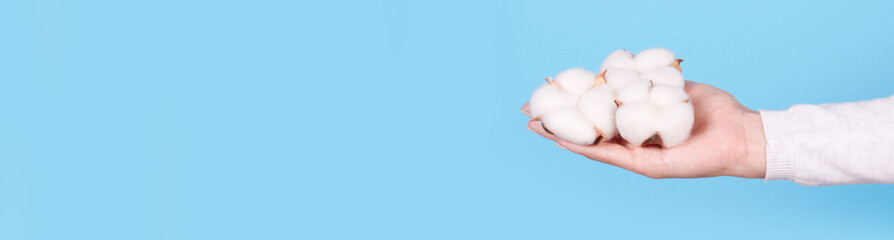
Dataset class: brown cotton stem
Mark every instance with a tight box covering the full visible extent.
[593,127,605,145]
[614,100,623,107]
[545,77,559,87]
[673,59,683,72]
[641,131,665,148]
[593,69,607,87]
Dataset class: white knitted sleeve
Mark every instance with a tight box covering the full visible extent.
[760,95,894,186]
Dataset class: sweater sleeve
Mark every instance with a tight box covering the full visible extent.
[759,95,894,186]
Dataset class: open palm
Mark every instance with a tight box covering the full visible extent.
[522,81,766,179]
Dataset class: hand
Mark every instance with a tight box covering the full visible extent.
[522,81,766,179]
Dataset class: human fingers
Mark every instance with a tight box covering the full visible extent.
[556,140,642,173]
[521,102,532,117]
[527,118,560,142]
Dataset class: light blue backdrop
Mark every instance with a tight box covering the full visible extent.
[2,0,893,239]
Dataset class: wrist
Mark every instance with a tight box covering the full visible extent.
[737,110,767,178]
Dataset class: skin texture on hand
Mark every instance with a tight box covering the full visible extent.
[522,81,767,179]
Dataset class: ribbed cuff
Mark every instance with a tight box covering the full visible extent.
[759,109,797,182]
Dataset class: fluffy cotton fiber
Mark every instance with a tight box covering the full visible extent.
[528,48,694,148]
[552,68,600,95]
[577,84,618,139]
[599,49,637,72]
[529,83,580,117]
[634,48,677,71]
[540,106,599,145]
[529,68,616,145]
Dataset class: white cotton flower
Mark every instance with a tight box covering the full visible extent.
[615,100,659,145]
[653,102,694,147]
[578,84,618,139]
[599,49,637,72]
[615,79,651,105]
[649,84,690,106]
[529,68,616,145]
[604,68,641,91]
[640,66,684,88]
[635,48,677,71]
[529,83,581,117]
[540,106,599,145]
[552,68,598,95]
[527,48,693,148]
[615,82,694,147]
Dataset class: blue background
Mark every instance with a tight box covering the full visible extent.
[2,0,893,239]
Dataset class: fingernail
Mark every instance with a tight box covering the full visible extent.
[527,126,534,132]
[556,143,568,150]
[527,120,538,129]
[520,109,531,117]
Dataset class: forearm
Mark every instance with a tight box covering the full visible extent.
[760,95,894,186]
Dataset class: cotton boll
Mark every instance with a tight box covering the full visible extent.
[599,49,636,72]
[578,83,616,103]
[529,83,580,117]
[635,48,676,71]
[640,66,684,88]
[553,68,598,95]
[540,106,599,145]
[604,68,641,91]
[650,84,690,106]
[577,84,617,139]
[615,79,651,105]
[528,47,693,149]
[615,100,659,146]
[653,102,694,147]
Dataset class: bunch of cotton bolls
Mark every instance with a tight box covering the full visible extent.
[528,48,694,148]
